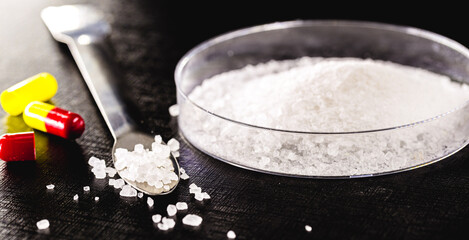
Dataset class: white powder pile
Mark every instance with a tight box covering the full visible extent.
[189,57,469,131]
[181,57,469,176]
[114,135,179,194]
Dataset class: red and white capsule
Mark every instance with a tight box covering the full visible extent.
[23,101,85,139]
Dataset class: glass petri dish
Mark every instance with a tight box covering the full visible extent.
[174,20,469,178]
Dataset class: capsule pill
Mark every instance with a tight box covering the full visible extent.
[23,101,85,139]
[0,132,36,162]
[0,73,58,116]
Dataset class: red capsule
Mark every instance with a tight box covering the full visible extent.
[0,132,36,162]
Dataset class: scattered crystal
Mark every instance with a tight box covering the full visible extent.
[167,204,177,216]
[36,219,50,230]
[105,167,117,177]
[152,214,162,223]
[108,179,116,186]
[46,184,55,190]
[137,192,144,198]
[157,223,169,231]
[189,187,202,194]
[194,192,204,201]
[83,186,90,192]
[113,179,125,189]
[189,183,198,189]
[88,156,100,167]
[305,225,312,232]
[176,202,188,211]
[168,104,179,117]
[182,214,202,226]
[119,185,137,197]
[162,217,176,228]
[202,192,211,199]
[227,230,236,239]
[95,197,99,202]
[73,194,79,201]
[147,197,154,207]
[180,173,189,180]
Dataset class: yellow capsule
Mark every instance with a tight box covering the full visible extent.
[0,73,58,116]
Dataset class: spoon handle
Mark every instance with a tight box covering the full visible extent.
[68,37,133,140]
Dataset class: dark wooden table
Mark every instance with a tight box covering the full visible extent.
[1,1,468,239]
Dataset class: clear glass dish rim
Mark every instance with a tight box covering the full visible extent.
[174,19,469,135]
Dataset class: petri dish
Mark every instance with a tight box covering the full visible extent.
[174,20,469,178]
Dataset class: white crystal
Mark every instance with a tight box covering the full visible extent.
[168,104,179,117]
[93,170,106,179]
[167,138,180,152]
[202,192,211,199]
[189,187,202,194]
[105,167,117,177]
[88,156,100,167]
[305,225,312,232]
[152,214,162,223]
[154,135,163,144]
[176,202,188,211]
[134,144,144,152]
[162,217,176,228]
[189,183,198,189]
[73,194,79,201]
[180,173,189,180]
[167,204,177,216]
[147,197,154,207]
[83,186,90,192]
[194,192,204,201]
[36,219,50,230]
[137,192,144,198]
[119,185,137,197]
[108,179,116,186]
[157,223,169,231]
[113,179,125,189]
[182,214,202,226]
[46,184,55,190]
[227,230,236,239]
[95,197,99,202]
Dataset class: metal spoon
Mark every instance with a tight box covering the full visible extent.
[41,5,180,195]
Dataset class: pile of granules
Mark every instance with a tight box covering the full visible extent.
[113,136,179,194]
[180,57,469,176]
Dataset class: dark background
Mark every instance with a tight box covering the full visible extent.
[1,0,468,239]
